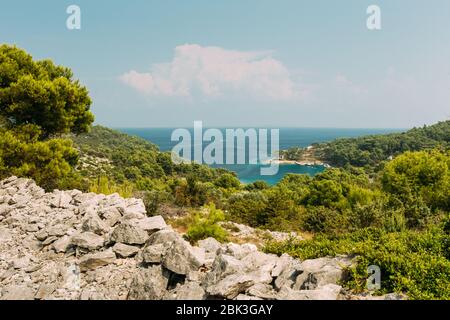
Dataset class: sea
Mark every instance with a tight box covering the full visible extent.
[118,128,403,185]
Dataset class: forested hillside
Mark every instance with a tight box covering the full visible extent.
[315,121,450,168]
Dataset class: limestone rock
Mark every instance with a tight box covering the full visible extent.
[110,223,148,245]
[225,243,257,259]
[172,281,205,300]
[141,243,165,263]
[49,191,72,209]
[133,215,167,233]
[0,226,12,242]
[82,211,109,235]
[71,232,105,251]
[148,230,205,275]
[198,237,222,254]
[246,283,277,299]
[52,235,72,253]
[112,243,140,258]
[47,224,69,237]
[1,285,35,300]
[293,256,354,290]
[273,255,303,290]
[277,284,343,300]
[79,249,116,272]
[99,206,122,227]
[162,237,205,275]
[127,266,169,300]
[0,176,368,301]
[207,273,258,299]
[35,284,56,300]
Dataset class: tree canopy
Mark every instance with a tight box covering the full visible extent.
[0,44,94,136]
[0,45,94,189]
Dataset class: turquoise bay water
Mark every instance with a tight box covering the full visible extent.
[118,128,402,185]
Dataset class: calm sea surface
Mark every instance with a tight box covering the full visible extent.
[118,128,403,185]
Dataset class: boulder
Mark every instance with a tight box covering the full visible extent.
[128,266,169,300]
[147,229,180,245]
[49,191,72,209]
[162,237,205,275]
[246,283,277,299]
[206,273,258,299]
[198,237,222,254]
[273,255,303,290]
[141,243,166,263]
[121,199,146,219]
[71,232,105,251]
[79,249,116,271]
[0,285,35,300]
[47,224,69,237]
[82,211,109,235]
[277,284,343,300]
[35,284,56,300]
[52,235,72,253]
[225,243,257,259]
[110,223,148,245]
[112,243,140,258]
[133,215,167,233]
[147,230,205,275]
[204,254,243,286]
[293,256,353,290]
[12,255,31,270]
[0,226,12,242]
[98,206,122,227]
[172,281,205,300]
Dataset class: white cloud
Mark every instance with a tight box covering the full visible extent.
[120,44,306,101]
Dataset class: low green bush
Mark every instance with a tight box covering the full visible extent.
[264,226,450,300]
[185,203,229,243]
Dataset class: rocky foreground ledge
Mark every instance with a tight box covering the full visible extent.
[0,177,400,300]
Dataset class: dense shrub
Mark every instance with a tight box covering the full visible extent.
[185,203,228,243]
[89,175,134,198]
[137,189,174,216]
[265,226,450,299]
[316,121,450,168]
[227,191,269,227]
[0,126,80,190]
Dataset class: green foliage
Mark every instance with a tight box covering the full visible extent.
[382,150,450,216]
[72,126,164,182]
[316,121,450,168]
[89,175,134,198]
[0,45,94,190]
[185,203,229,243]
[306,179,344,207]
[72,126,238,202]
[0,125,80,190]
[0,45,94,136]
[174,175,224,207]
[227,191,269,227]
[214,173,241,189]
[279,147,305,160]
[244,180,270,191]
[264,226,450,299]
[302,206,348,235]
[138,189,174,216]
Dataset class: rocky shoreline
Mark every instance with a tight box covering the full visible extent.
[0,176,401,300]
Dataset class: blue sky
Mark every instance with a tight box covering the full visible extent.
[1,0,449,128]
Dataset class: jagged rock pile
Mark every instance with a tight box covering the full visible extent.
[0,176,397,300]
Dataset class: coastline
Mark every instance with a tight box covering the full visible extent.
[269,159,331,168]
